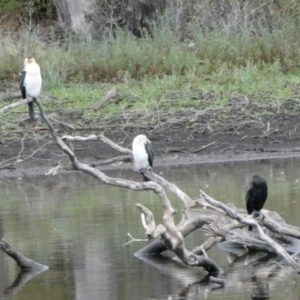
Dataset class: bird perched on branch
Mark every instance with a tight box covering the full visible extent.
[245,175,268,231]
[132,134,154,181]
[19,57,42,122]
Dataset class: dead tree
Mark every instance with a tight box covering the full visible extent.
[32,99,223,284]
[2,97,300,286]
[51,0,107,38]
[28,98,300,285]
[50,0,166,38]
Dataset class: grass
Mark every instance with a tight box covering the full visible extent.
[43,64,300,126]
[1,5,300,132]
[2,61,300,133]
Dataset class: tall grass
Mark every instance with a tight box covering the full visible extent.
[1,0,300,88]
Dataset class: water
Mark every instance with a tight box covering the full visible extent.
[1,158,300,299]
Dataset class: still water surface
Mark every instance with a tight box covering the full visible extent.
[1,158,300,299]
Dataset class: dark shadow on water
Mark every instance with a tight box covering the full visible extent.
[3,269,47,299]
[251,275,270,300]
[135,245,295,299]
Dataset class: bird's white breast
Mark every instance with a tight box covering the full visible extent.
[24,64,42,98]
[132,142,149,171]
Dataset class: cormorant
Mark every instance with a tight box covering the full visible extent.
[19,57,42,121]
[245,175,268,231]
[132,134,154,181]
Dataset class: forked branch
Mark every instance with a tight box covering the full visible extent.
[200,190,300,273]
[36,99,223,279]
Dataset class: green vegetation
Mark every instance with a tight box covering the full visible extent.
[1,0,300,132]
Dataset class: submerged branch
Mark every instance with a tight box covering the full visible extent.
[0,239,48,271]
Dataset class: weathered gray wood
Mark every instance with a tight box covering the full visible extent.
[0,239,48,271]
[91,87,116,110]
[36,98,223,281]
[52,0,106,38]
[200,190,300,273]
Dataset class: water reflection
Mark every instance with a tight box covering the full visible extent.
[0,158,300,299]
[251,276,270,300]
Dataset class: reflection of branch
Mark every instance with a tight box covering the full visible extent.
[4,269,46,299]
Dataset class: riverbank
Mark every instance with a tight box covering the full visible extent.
[1,110,300,180]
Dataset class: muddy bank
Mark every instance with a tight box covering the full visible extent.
[1,113,300,179]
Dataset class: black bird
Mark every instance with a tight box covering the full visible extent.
[19,57,42,122]
[245,175,268,231]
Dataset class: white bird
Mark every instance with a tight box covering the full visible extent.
[19,57,42,121]
[132,134,154,181]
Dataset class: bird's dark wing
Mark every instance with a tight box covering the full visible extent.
[245,182,254,214]
[145,141,154,168]
[19,71,26,99]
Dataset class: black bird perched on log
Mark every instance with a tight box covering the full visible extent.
[132,134,154,181]
[19,57,42,121]
[245,175,268,231]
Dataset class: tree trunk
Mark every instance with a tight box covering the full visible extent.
[51,0,106,38]
[124,0,166,37]
[51,0,166,38]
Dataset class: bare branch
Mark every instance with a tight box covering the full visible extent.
[36,98,223,280]
[62,133,132,155]
[200,190,300,273]
[0,99,33,113]
[91,86,117,110]
[14,132,28,164]
[62,133,195,208]
[136,203,156,237]
[61,134,98,142]
[91,155,131,167]
[123,233,148,246]
[192,141,216,153]
[45,163,62,176]
[0,239,48,271]
[145,170,194,208]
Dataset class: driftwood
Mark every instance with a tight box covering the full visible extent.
[60,128,300,276]
[0,99,33,113]
[0,96,299,287]
[0,239,48,271]
[35,98,224,283]
[90,87,117,110]
[4,97,294,286]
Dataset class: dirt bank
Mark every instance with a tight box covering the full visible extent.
[1,108,300,179]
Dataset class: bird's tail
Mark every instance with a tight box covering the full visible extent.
[28,101,35,121]
[248,225,253,231]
